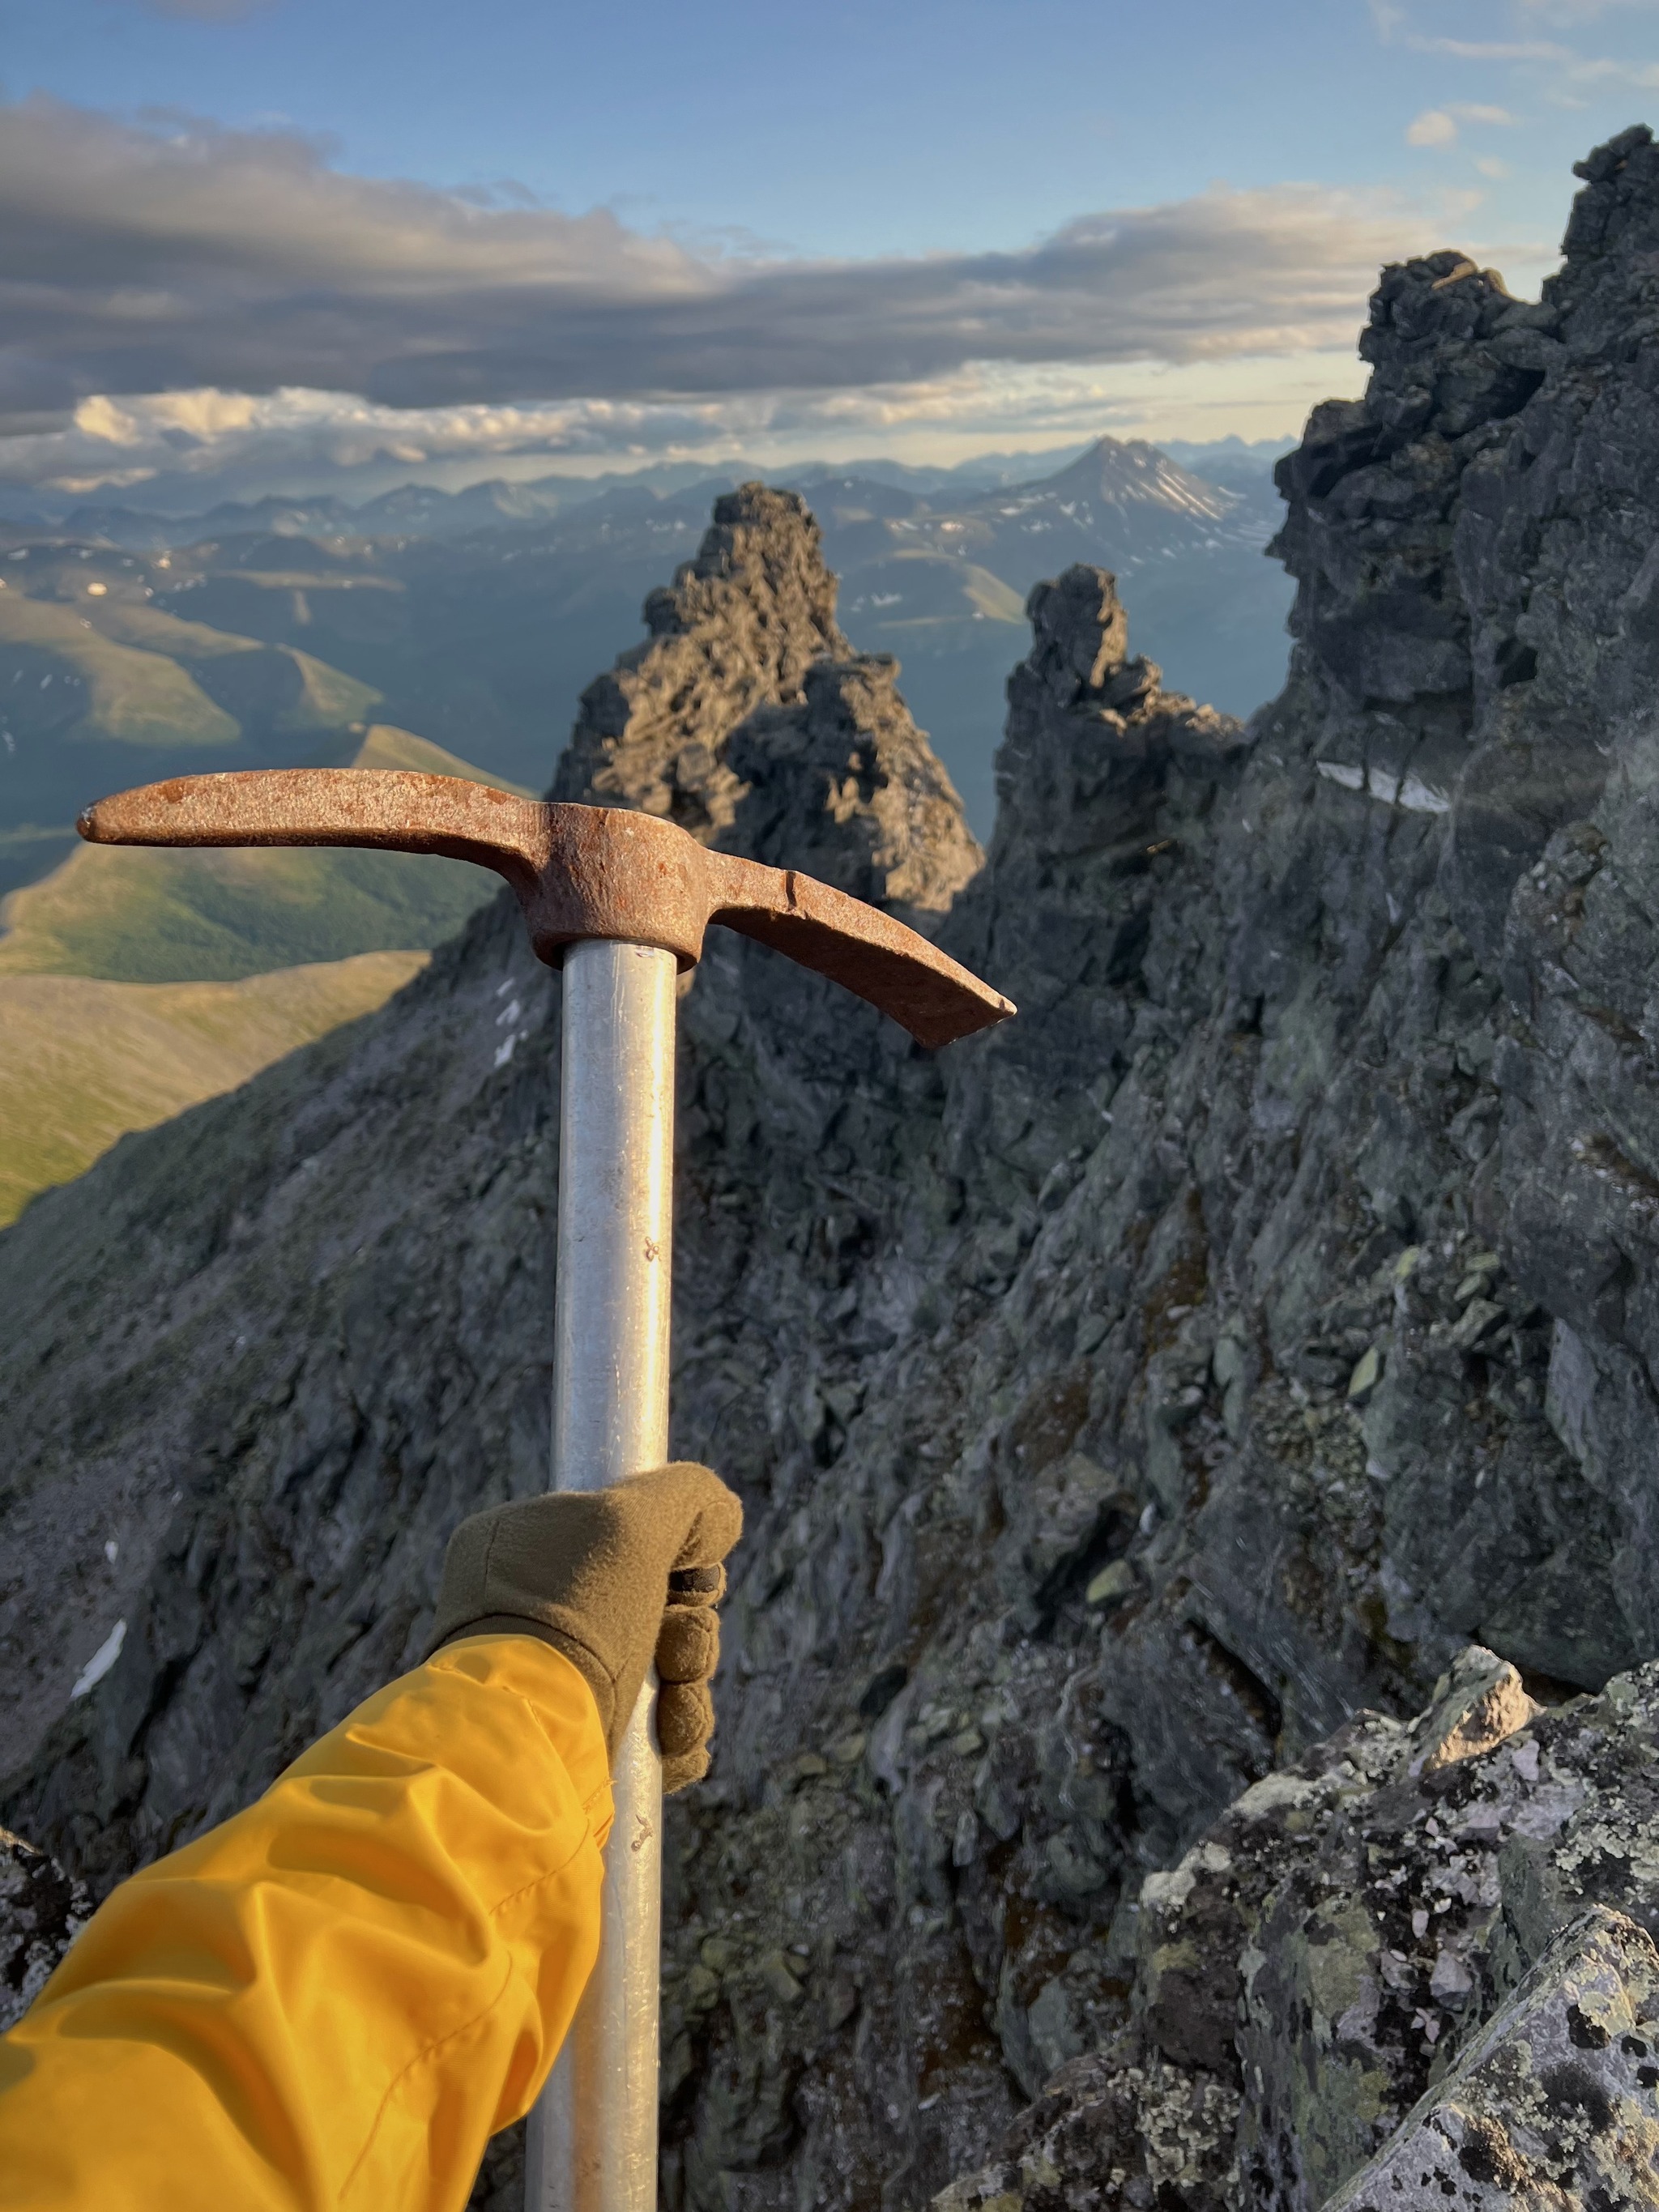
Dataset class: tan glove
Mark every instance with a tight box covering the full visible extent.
[429,1462,743,1792]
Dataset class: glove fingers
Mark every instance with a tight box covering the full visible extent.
[429,1464,741,1786]
[658,1679,714,1758]
[650,1464,744,1574]
[669,1562,725,1603]
[661,1747,710,1794]
[657,1606,718,1684]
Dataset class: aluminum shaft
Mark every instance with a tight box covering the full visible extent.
[527,937,678,2212]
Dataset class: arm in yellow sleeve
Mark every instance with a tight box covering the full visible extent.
[0,1633,612,2212]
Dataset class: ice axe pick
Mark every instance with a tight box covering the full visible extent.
[78,767,1015,2212]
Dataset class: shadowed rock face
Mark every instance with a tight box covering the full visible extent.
[11,124,1659,2212]
[555,484,981,929]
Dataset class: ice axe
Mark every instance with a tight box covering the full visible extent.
[78,767,1015,2212]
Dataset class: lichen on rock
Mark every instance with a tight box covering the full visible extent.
[1329,1907,1659,2212]
[0,1829,88,2033]
[934,1653,1659,2212]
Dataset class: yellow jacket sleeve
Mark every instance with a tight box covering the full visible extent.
[0,1633,612,2212]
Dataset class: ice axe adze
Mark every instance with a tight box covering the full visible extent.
[78,767,1015,2212]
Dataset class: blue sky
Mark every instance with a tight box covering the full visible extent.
[2,0,1657,499]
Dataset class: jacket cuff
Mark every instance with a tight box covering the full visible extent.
[437,1617,615,1741]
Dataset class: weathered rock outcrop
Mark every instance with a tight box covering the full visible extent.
[1,1831,88,2033]
[1326,1909,1659,2212]
[937,1651,1659,2212]
[11,125,1659,2212]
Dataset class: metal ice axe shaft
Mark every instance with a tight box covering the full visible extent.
[78,768,1015,2212]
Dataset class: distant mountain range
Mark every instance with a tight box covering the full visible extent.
[45,477,580,551]
[0,438,1291,536]
[20,437,1287,553]
[0,432,1294,1217]
[0,433,1291,841]
[0,450,1051,539]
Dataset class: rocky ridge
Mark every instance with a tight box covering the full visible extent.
[9,125,1659,2212]
[939,1647,1659,2212]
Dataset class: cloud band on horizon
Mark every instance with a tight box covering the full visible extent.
[0,94,1437,444]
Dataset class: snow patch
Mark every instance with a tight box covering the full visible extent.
[1316,759,1451,814]
[71,1618,126,1699]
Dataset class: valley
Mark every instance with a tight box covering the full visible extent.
[0,434,1291,1222]
[1,434,1292,856]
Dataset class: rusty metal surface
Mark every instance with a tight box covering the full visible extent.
[79,769,1016,1047]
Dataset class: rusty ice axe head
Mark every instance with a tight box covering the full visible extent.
[78,768,1015,1046]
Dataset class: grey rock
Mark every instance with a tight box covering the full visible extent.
[932,1652,1659,2212]
[552,483,850,838]
[0,1829,89,2031]
[1409,1644,1542,1778]
[1328,1907,1659,2212]
[933,2043,1240,2212]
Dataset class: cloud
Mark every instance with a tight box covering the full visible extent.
[1516,0,1659,16]
[1412,36,1572,58]
[0,96,1425,437]
[1407,109,1461,144]
[0,359,1367,496]
[1556,52,1659,79]
[1405,102,1520,146]
[1405,23,1659,86]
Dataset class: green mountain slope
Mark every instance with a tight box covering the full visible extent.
[0,953,429,1226]
[0,722,528,1221]
[841,549,1026,632]
[0,552,391,901]
[85,598,381,732]
[0,589,240,747]
[0,571,381,752]
[0,825,78,902]
[0,725,524,983]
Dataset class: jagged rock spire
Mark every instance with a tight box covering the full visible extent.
[552,484,851,838]
[553,478,982,927]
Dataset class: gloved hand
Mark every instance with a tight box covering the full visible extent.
[430,1462,743,1792]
